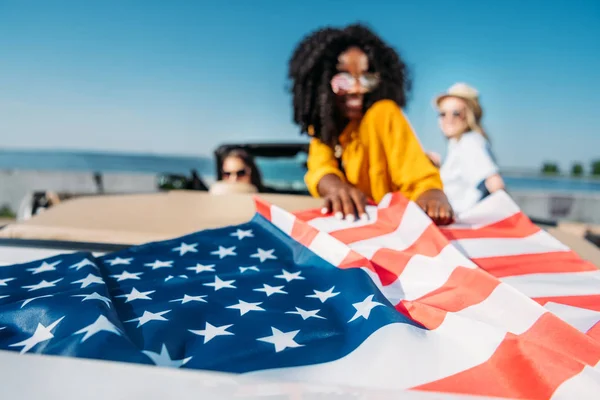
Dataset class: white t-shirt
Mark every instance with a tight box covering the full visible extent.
[440,132,499,214]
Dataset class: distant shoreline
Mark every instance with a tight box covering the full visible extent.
[1,148,598,181]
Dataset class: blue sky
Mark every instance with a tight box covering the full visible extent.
[0,0,598,169]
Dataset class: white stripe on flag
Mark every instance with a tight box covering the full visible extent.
[307,205,379,233]
[451,190,520,229]
[379,245,478,301]
[544,302,600,333]
[245,313,506,390]
[377,192,393,209]
[270,206,296,236]
[551,362,600,399]
[452,230,570,259]
[308,232,351,267]
[349,202,431,259]
[500,270,600,298]
[455,283,546,335]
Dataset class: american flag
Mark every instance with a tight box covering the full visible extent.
[1,190,599,399]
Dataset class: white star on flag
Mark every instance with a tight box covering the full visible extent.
[0,295,8,300]
[257,327,303,352]
[254,284,287,297]
[126,310,171,328]
[348,295,384,322]
[110,270,143,282]
[285,307,326,320]
[9,316,64,353]
[306,286,340,303]
[72,292,112,307]
[143,344,192,368]
[73,315,121,343]
[170,294,207,304]
[144,260,174,270]
[0,277,15,286]
[211,246,237,259]
[239,266,260,273]
[230,229,254,240]
[250,248,277,263]
[275,269,305,282]
[189,322,234,344]
[226,300,265,316]
[22,278,63,292]
[204,276,236,291]
[21,295,53,308]
[105,257,133,266]
[172,242,198,256]
[27,260,60,275]
[69,258,97,271]
[117,288,155,303]
[187,263,215,274]
[71,273,104,289]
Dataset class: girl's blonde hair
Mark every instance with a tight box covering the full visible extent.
[463,102,489,141]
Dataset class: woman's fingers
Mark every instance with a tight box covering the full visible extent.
[330,195,343,219]
[427,201,440,222]
[339,190,357,221]
[438,203,455,225]
[350,189,368,220]
[322,185,369,223]
[321,198,332,215]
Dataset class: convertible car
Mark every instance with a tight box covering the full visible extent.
[14,142,310,219]
[2,144,600,400]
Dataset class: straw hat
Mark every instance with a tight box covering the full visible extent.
[434,82,482,121]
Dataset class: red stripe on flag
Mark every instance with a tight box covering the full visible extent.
[587,321,600,340]
[398,300,447,330]
[471,251,597,278]
[370,224,451,285]
[534,294,600,312]
[382,192,410,208]
[293,208,327,222]
[441,212,539,240]
[338,251,371,270]
[290,219,319,248]
[400,267,500,329]
[328,201,410,244]
[414,313,600,399]
[253,196,272,221]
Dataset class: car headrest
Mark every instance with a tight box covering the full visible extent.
[209,181,258,195]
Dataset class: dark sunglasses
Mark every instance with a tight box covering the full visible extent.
[223,169,248,178]
[330,72,380,94]
[438,110,463,118]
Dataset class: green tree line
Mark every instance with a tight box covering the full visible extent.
[541,160,600,177]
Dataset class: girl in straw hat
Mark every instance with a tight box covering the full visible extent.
[430,82,505,214]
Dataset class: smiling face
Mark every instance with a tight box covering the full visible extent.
[332,46,379,121]
[437,96,470,139]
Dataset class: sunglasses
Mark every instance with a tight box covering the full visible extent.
[330,72,380,94]
[438,110,463,118]
[222,169,248,178]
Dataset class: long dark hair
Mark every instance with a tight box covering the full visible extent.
[288,23,412,147]
[220,148,266,191]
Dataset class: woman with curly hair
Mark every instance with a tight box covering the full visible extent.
[288,23,454,225]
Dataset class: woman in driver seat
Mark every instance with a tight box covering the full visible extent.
[218,148,270,193]
[287,23,454,225]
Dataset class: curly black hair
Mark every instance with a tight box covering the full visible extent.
[288,23,412,147]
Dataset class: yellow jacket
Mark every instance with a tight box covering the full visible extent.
[305,99,443,203]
